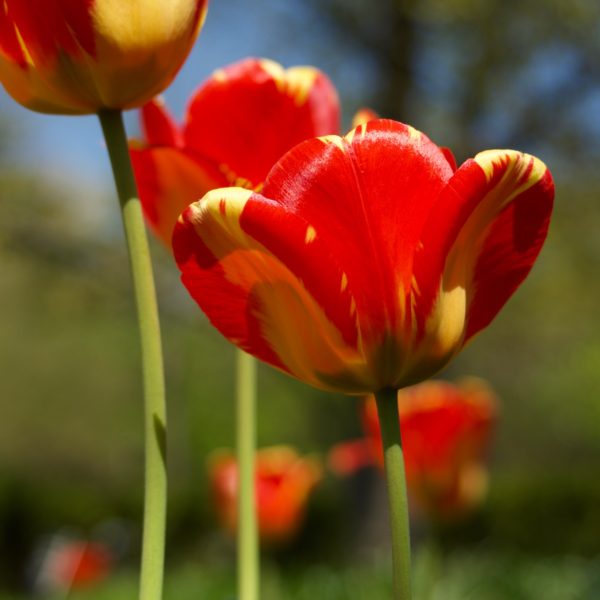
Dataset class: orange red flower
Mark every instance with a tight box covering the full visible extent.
[130,57,340,245]
[36,539,112,592]
[173,119,554,393]
[208,446,323,544]
[362,379,498,519]
[0,0,207,114]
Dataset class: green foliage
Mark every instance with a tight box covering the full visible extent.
[0,552,597,600]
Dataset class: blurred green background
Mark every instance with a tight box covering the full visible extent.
[1,0,599,597]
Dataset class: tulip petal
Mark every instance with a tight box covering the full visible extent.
[411,150,553,375]
[140,97,183,147]
[3,0,96,64]
[130,146,226,247]
[262,119,454,360]
[173,187,380,393]
[183,58,340,188]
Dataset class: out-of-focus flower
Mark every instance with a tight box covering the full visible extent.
[0,0,208,114]
[361,378,498,519]
[130,57,340,245]
[33,537,112,593]
[173,119,554,394]
[208,446,323,544]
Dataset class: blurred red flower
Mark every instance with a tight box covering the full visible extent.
[209,446,323,544]
[173,120,554,394]
[36,539,112,592]
[130,57,340,245]
[330,379,498,519]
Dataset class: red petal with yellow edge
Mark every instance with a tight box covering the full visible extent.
[130,146,227,247]
[262,120,454,349]
[412,150,553,362]
[140,98,183,147]
[173,188,379,393]
[183,58,340,188]
[3,0,96,65]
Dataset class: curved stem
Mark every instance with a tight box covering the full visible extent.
[98,109,167,600]
[374,388,412,600]
[236,350,258,600]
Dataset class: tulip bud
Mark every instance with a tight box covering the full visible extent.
[0,0,208,114]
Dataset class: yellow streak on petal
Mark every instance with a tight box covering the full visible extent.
[407,125,422,140]
[212,68,227,82]
[474,150,547,203]
[258,59,318,106]
[305,225,317,244]
[258,58,286,86]
[340,272,348,292]
[285,66,319,106]
[351,108,378,128]
[188,187,253,262]
[317,135,345,152]
[13,26,34,66]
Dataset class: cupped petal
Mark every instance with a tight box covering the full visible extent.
[173,187,380,393]
[409,150,554,380]
[130,145,226,246]
[262,119,454,383]
[183,58,340,188]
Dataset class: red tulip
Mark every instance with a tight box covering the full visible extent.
[0,0,207,114]
[362,379,498,518]
[208,446,323,544]
[37,539,112,591]
[173,119,554,393]
[130,57,340,245]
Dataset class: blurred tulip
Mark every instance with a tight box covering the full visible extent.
[173,119,554,394]
[130,57,340,245]
[209,446,323,544]
[34,538,112,593]
[361,379,498,519]
[0,0,208,114]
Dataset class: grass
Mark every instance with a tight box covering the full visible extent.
[4,550,598,600]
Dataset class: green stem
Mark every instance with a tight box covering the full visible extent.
[236,350,258,600]
[374,388,412,600]
[98,110,167,600]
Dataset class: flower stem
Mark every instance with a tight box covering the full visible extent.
[98,109,167,600]
[374,388,412,600]
[236,349,258,600]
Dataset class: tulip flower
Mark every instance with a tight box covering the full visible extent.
[361,379,498,520]
[1,4,209,599]
[208,447,323,544]
[174,119,553,598]
[35,539,112,593]
[130,57,340,245]
[173,119,554,395]
[0,0,208,114]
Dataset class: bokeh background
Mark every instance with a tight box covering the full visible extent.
[1,0,599,598]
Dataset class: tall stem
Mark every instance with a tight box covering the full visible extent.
[374,388,412,600]
[98,110,167,600]
[236,349,258,600]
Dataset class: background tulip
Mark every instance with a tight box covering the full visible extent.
[208,447,323,544]
[362,379,498,520]
[130,57,340,245]
[0,0,208,114]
